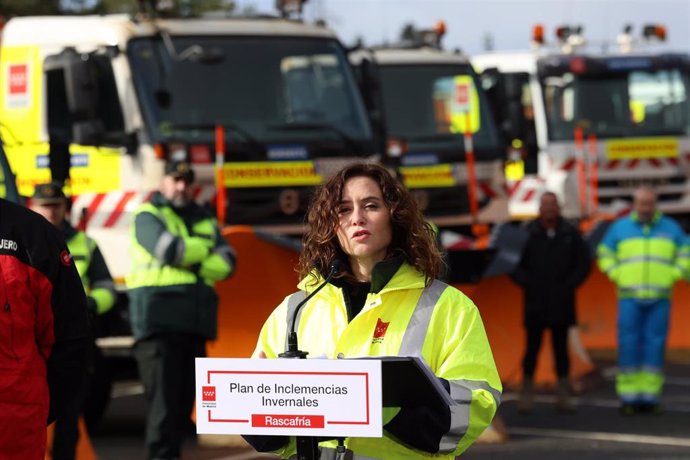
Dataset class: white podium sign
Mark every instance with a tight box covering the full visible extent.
[195,357,382,437]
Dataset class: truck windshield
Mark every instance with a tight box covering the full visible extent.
[378,64,502,151]
[542,68,690,140]
[128,36,372,145]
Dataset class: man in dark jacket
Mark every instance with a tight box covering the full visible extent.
[0,197,91,459]
[126,160,236,460]
[511,192,591,414]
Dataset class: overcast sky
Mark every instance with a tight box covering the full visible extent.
[237,0,690,54]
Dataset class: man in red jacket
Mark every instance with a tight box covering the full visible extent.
[0,197,91,459]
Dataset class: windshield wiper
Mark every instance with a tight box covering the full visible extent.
[163,122,262,149]
[268,122,362,154]
[158,28,224,64]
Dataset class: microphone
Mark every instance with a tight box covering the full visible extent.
[279,260,342,359]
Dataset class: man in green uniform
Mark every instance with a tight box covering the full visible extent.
[126,160,235,460]
[31,182,116,460]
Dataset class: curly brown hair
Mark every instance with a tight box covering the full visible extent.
[297,162,443,286]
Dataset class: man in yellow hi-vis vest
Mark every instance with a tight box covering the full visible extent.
[126,160,235,460]
[31,181,116,460]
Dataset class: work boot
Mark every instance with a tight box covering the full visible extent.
[637,402,662,415]
[556,378,576,414]
[517,379,534,415]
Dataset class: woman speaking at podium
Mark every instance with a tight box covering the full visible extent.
[247,163,502,459]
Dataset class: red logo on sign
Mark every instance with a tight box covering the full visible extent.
[372,318,389,343]
[60,250,72,267]
[202,386,216,402]
[9,64,27,95]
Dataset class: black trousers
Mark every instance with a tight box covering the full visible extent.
[52,343,95,460]
[134,334,206,460]
[52,378,87,460]
[522,324,570,379]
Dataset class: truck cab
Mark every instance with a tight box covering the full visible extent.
[473,25,690,220]
[0,8,381,427]
[0,12,378,279]
[352,25,507,231]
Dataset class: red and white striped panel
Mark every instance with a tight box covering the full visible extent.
[71,186,217,230]
[193,185,217,205]
[557,156,685,172]
[475,182,499,201]
[72,191,152,230]
[507,178,544,204]
[601,157,680,170]
[559,158,577,172]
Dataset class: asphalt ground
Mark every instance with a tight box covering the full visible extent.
[89,358,690,460]
[463,358,690,460]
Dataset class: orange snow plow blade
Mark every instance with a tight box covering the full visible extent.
[211,227,690,388]
[459,275,596,389]
[575,265,690,350]
[208,226,300,359]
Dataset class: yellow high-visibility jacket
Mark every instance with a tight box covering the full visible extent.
[253,262,502,459]
[64,224,116,315]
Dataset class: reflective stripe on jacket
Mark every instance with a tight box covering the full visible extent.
[254,263,502,459]
[597,212,690,299]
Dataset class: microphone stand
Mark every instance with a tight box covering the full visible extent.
[278,261,341,460]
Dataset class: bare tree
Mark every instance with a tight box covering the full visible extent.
[400,22,418,42]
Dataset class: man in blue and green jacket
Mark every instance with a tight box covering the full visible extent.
[597,186,690,415]
[126,160,235,460]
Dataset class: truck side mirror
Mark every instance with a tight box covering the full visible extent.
[359,57,381,92]
[357,57,388,154]
[73,120,105,146]
[479,67,500,80]
[45,48,100,121]
[501,74,528,141]
[503,74,524,100]
[45,48,105,147]
[505,101,525,140]
[479,68,511,141]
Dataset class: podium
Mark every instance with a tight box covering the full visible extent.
[374,356,454,408]
[294,356,453,459]
[195,356,452,460]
